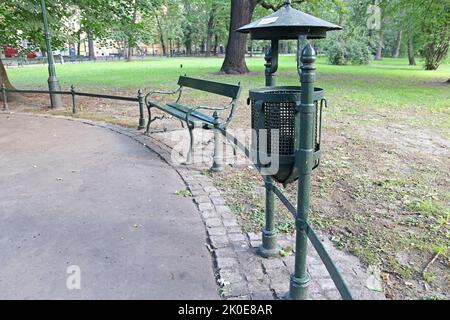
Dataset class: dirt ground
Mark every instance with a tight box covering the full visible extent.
[5,89,449,300]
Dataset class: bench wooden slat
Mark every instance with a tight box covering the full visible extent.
[178,76,241,99]
[167,103,225,125]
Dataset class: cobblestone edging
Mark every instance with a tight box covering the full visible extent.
[10,113,385,300]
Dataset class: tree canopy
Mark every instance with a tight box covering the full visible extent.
[0,0,448,82]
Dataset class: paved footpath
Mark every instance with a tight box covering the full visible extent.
[0,113,218,299]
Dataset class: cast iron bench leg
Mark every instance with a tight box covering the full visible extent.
[186,123,195,164]
[211,112,224,172]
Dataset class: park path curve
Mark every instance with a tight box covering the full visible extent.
[0,113,218,299]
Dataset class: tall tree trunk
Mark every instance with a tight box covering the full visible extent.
[123,40,129,60]
[77,31,81,56]
[220,0,259,74]
[375,30,384,60]
[392,29,403,58]
[205,3,217,57]
[408,38,416,66]
[213,34,219,56]
[185,38,192,55]
[0,58,16,101]
[424,40,449,70]
[87,31,95,60]
[155,16,166,56]
[127,1,138,62]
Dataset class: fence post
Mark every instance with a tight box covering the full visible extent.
[288,43,317,300]
[210,112,224,172]
[1,84,9,112]
[137,89,145,130]
[71,85,77,114]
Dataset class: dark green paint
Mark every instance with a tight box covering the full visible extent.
[40,0,62,109]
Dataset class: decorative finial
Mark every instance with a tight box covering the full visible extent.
[285,0,292,5]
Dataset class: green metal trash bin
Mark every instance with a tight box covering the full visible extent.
[249,86,324,185]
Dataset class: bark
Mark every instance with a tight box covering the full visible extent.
[424,40,449,70]
[392,29,403,58]
[77,31,81,56]
[375,30,384,60]
[155,16,166,56]
[220,0,259,74]
[127,1,138,62]
[185,39,192,55]
[87,31,95,60]
[0,58,16,101]
[123,40,129,60]
[205,3,217,57]
[213,34,219,56]
[408,38,416,66]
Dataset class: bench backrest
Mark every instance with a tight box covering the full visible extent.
[178,76,242,99]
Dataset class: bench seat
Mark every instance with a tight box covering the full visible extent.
[145,76,241,170]
[149,101,225,128]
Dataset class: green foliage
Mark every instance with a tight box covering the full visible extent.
[325,29,373,66]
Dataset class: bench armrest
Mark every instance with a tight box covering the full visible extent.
[144,87,182,107]
[185,101,236,127]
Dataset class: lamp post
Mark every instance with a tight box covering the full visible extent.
[40,0,62,109]
[238,0,342,300]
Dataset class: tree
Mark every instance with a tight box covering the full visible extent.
[0,0,69,98]
[220,0,345,74]
[220,0,260,74]
[398,0,450,70]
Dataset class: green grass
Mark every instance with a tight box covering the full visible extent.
[7,56,450,116]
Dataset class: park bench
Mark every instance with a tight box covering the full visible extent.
[144,76,242,167]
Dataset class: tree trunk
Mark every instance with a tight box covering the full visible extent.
[213,34,219,56]
[392,29,403,58]
[0,58,16,101]
[408,38,416,66]
[375,30,384,60]
[220,0,259,74]
[205,4,217,57]
[127,1,138,62]
[155,16,166,56]
[185,38,192,55]
[87,32,95,60]
[77,31,81,56]
[424,40,449,70]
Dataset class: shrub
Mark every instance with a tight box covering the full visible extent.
[325,29,373,65]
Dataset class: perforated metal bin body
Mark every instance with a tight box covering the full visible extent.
[250,86,324,185]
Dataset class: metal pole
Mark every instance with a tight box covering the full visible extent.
[288,43,316,300]
[210,111,224,172]
[40,0,62,109]
[137,89,145,130]
[264,39,279,87]
[259,39,281,258]
[1,84,9,111]
[71,85,76,114]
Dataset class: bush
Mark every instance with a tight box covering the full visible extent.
[325,30,373,66]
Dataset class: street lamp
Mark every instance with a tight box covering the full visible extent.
[40,0,62,108]
[238,0,342,300]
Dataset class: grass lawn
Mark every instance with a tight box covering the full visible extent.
[8,55,450,112]
[6,56,450,300]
